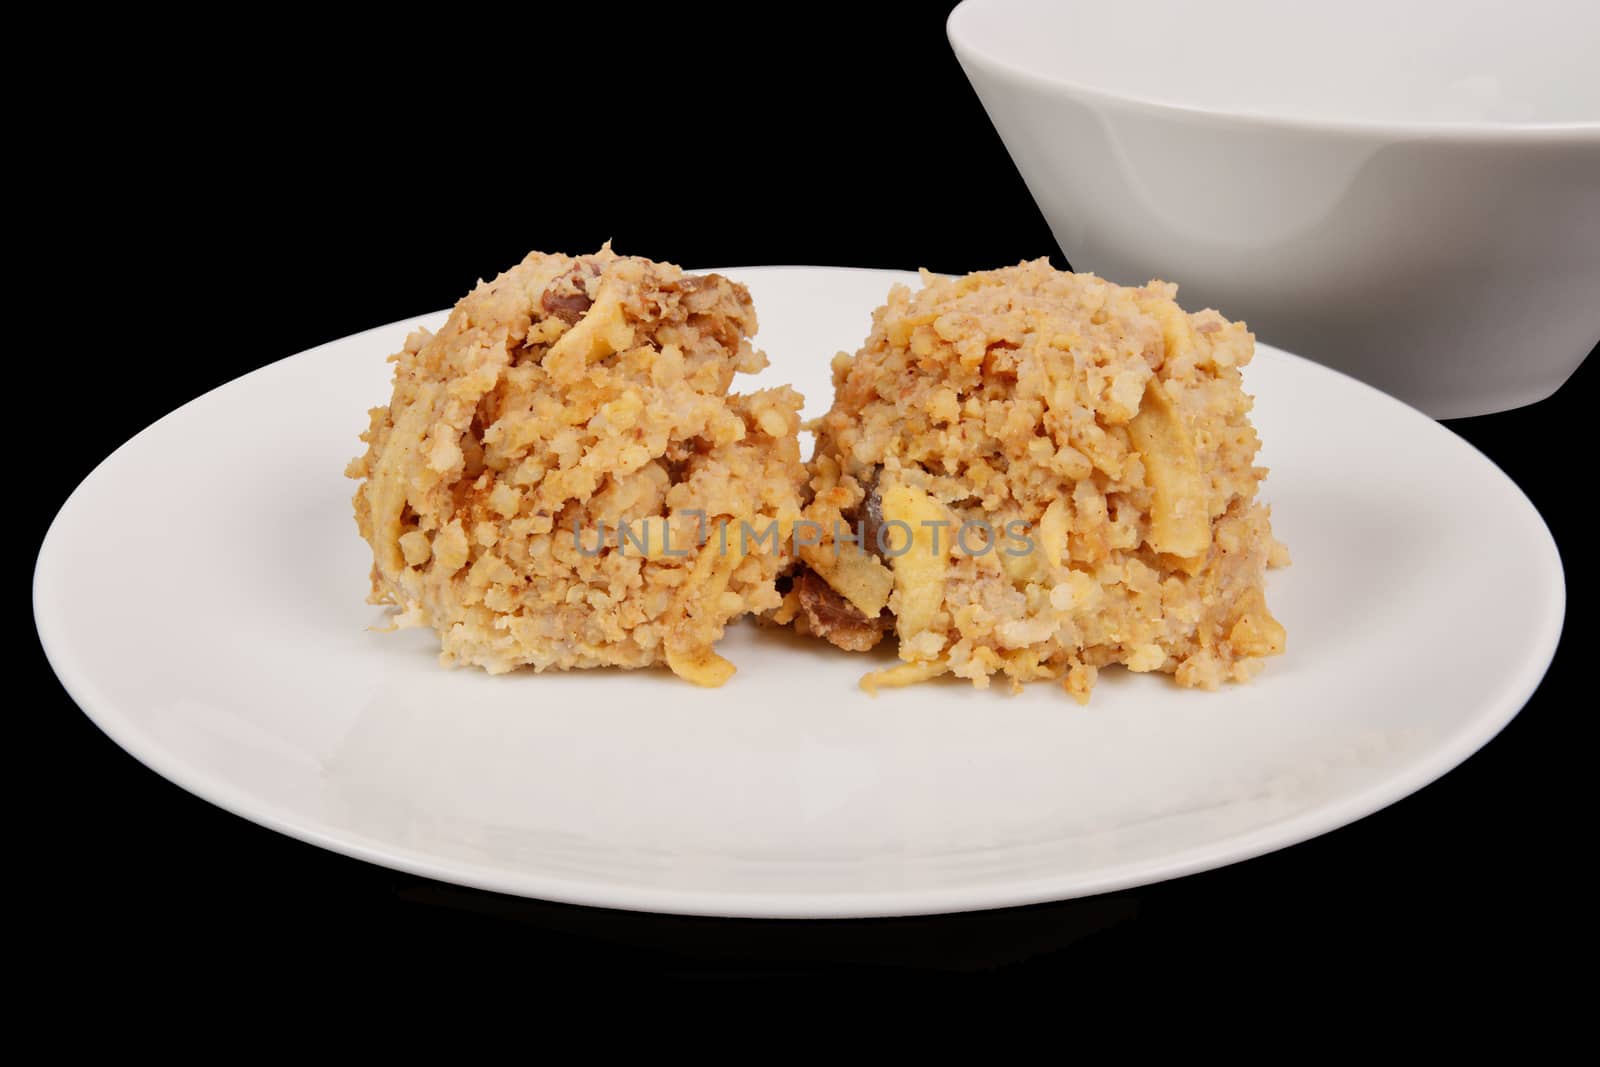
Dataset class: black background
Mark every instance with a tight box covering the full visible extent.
[30,3,1593,990]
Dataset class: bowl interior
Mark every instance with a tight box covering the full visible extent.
[949,0,1600,127]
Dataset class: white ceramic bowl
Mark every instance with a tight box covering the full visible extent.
[949,0,1600,418]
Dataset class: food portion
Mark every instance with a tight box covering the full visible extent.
[775,260,1287,701]
[347,246,806,686]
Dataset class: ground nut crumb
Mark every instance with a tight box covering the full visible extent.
[350,246,806,684]
[796,260,1286,700]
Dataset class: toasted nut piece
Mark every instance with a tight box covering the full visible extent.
[1154,301,1196,366]
[545,288,633,370]
[664,645,737,687]
[1228,590,1287,657]
[1125,643,1167,672]
[539,262,600,324]
[1002,498,1063,586]
[861,658,951,694]
[794,568,888,652]
[880,483,953,645]
[1128,377,1211,558]
[859,472,887,562]
[661,534,749,687]
[398,529,432,567]
[800,539,894,618]
[1038,496,1070,569]
[1001,544,1044,585]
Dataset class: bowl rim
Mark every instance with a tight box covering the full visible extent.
[947,0,1600,142]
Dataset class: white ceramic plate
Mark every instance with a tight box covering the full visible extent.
[34,266,1564,918]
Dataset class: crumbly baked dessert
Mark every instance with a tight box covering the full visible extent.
[774,261,1287,701]
[347,246,806,686]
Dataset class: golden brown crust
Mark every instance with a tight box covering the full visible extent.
[347,246,807,684]
[796,260,1287,699]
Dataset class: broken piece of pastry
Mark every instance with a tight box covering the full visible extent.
[347,246,806,686]
[775,260,1287,701]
